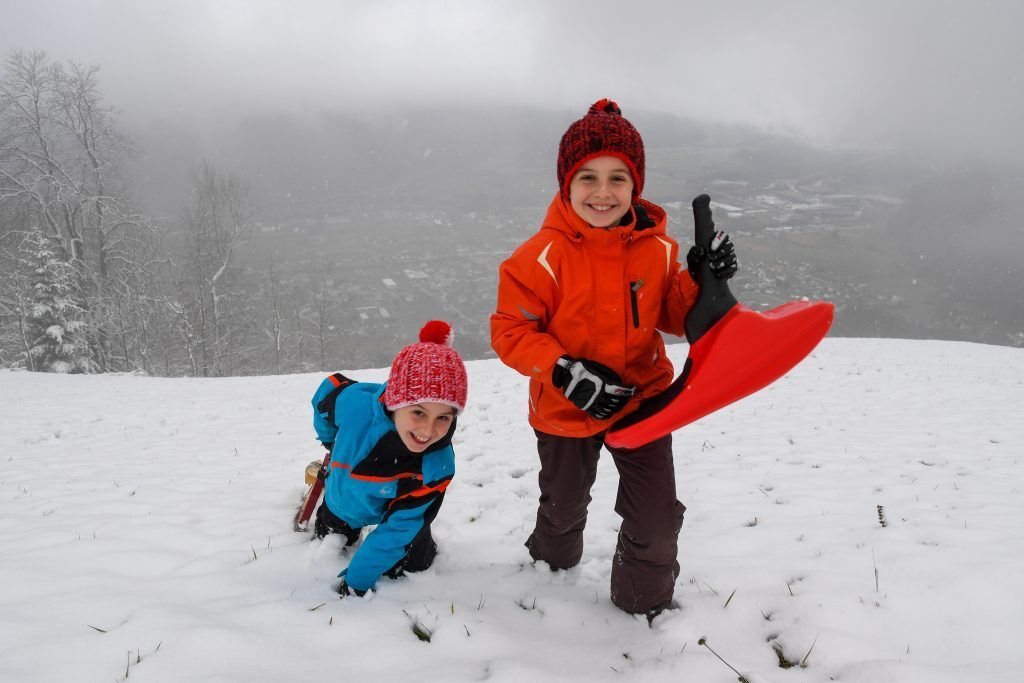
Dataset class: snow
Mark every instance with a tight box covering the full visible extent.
[1,338,1023,682]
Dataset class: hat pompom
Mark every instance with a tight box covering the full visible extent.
[419,320,453,346]
[589,98,621,116]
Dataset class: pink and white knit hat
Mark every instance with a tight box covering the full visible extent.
[382,320,468,413]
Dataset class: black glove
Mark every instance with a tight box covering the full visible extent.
[335,580,366,598]
[687,230,738,281]
[320,441,333,452]
[552,356,635,420]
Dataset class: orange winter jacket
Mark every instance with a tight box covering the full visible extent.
[491,194,699,438]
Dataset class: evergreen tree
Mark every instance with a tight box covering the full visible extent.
[21,229,95,373]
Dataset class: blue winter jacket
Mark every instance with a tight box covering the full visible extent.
[311,373,456,592]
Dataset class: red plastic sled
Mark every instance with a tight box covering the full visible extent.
[294,453,330,532]
[605,195,834,450]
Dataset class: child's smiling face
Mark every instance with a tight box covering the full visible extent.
[568,155,635,228]
[392,402,455,452]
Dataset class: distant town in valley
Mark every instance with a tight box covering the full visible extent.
[231,138,1023,371]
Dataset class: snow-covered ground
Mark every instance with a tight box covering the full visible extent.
[1,338,1022,682]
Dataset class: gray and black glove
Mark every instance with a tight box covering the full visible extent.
[552,356,635,420]
[687,230,738,281]
[335,580,367,598]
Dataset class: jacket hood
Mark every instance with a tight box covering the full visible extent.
[541,194,668,242]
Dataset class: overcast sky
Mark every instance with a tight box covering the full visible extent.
[2,0,1023,159]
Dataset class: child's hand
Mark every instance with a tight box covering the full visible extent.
[687,231,738,281]
[708,231,738,279]
[552,356,635,420]
[335,580,367,598]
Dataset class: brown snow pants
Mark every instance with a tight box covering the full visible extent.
[525,430,685,615]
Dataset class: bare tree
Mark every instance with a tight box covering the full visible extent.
[169,161,254,376]
[316,283,330,371]
[301,283,349,372]
[263,261,284,374]
[0,50,155,371]
[0,230,36,370]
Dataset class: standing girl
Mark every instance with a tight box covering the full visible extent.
[491,100,737,618]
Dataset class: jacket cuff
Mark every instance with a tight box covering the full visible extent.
[538,346,569,383]
[679,270,699,308]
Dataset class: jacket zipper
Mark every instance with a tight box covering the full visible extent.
[629,280,643,328]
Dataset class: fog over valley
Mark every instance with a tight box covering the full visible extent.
[126,107,1024,368]
[2,1,1022,374]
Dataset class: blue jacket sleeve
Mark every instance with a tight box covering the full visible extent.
[311,373,356,444]
[342,501,431,592]
[341,479,451,592]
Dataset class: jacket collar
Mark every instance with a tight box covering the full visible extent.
[541,194,667,243]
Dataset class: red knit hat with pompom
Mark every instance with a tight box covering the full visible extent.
[557,98,645,200]
[382,320,468,413]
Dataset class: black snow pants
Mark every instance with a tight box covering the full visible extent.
[525,430,685,615]
[314,502,438,577]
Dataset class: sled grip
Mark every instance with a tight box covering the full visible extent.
[685,194,738,344]
[692,193,716,247]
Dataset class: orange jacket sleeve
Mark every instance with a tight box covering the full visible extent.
[490,243,568,381]
[657,258,700,337]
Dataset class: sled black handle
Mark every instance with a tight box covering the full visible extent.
[610,194,740,435]
[692,193,717,247]
[684,195,738,344]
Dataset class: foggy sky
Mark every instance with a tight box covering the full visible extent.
[2,0,1024,159]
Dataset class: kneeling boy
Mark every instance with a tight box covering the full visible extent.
[311,320,468,597]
